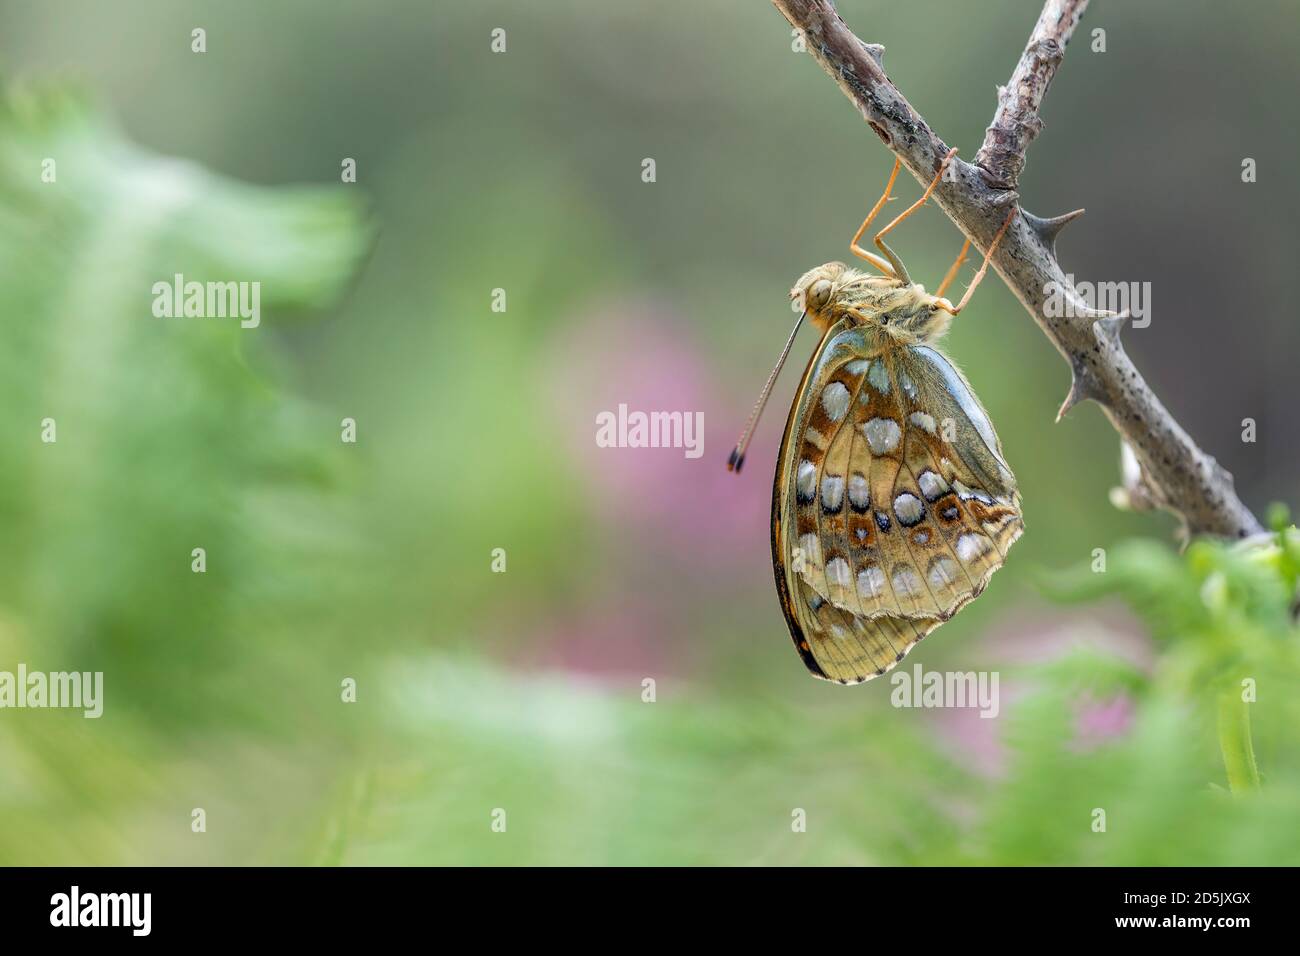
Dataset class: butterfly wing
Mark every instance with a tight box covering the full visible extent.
[888,343,1023,610]
[771,323,1021,684]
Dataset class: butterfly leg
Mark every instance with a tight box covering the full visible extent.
[870,147,960,285]
[932,207,1017,316]
[934,238,972,299]
[848,157,902,278]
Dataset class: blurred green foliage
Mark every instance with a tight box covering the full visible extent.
[0,87,374,863]
[331,526,1300,866]
[990,524,1300,865]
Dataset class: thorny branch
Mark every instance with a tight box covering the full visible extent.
[974,0,1086,189]
[772,0,1262,538]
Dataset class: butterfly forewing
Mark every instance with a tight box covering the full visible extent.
[772,321,1022,684]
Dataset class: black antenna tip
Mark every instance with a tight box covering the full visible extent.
[727,448,745,474]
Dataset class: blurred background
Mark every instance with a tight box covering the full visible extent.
[0,0,1298,865]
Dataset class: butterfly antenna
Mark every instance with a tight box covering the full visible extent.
[727,310,806,474]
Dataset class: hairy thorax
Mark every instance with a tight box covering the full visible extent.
[791,262,951,345]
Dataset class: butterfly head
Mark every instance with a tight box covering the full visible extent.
[790,262,854,335]
[792,263,950,342]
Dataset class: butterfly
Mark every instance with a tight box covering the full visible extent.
[728,149,1022,684]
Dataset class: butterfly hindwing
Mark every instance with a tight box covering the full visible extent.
[772,322,1021,684]
[886,345,1023,616]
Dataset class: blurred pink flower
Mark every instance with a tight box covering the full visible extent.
[514,599,682,681]
[545,298,773,576]
[930,609,1150,775]
[931,690,1019,778]
[1073,693,1135,749]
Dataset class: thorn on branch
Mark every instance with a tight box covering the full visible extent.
[1093,310,1131,351]
[1056,361,1104,421]
[1021,207,1085,257]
